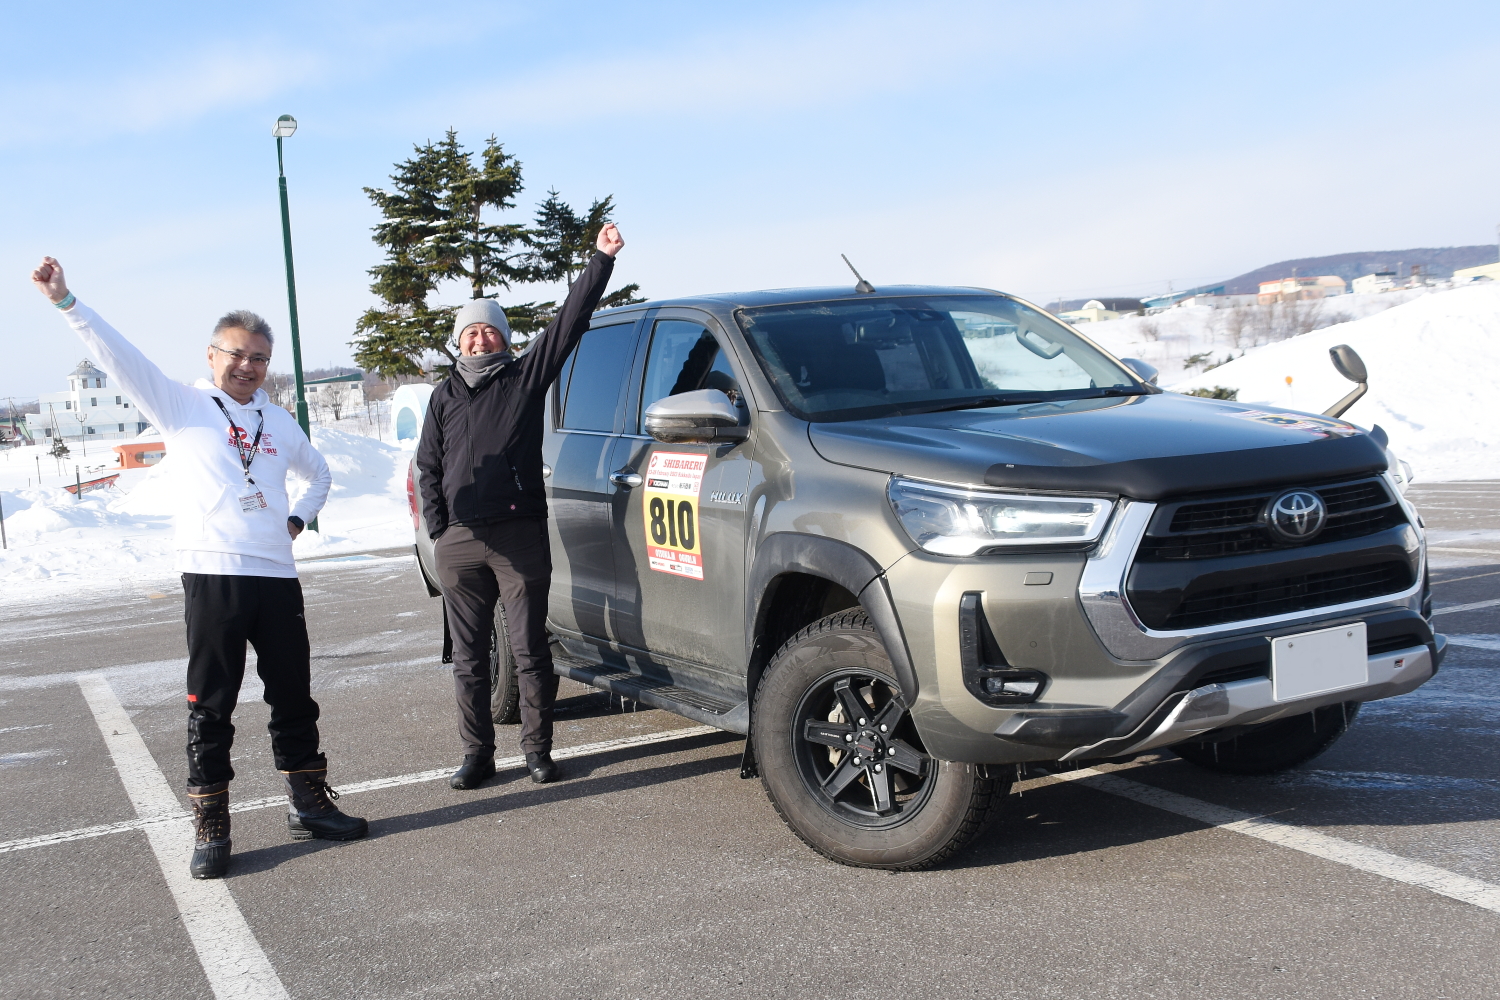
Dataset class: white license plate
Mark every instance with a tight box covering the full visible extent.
[1271,622,1368,702]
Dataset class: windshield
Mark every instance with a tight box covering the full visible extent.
[736,295,1141,422]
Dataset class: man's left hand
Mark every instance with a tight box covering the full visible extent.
[288,519,303,540]
[597,223,624,257]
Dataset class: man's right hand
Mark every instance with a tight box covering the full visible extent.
[31,257,71,305]
[596,224,624,258]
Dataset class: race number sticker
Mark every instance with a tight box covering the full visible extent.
[643,451,706,580]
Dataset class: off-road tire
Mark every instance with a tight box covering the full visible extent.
[753,610,1009,870]
[490,603,521,725]
[1171,701,1361,775]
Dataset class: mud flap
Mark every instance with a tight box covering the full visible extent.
[739,730,758,779]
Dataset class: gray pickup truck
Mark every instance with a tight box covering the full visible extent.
[406,283,1442,870]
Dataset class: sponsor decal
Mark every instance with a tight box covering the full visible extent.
[1228,410,1357,438]
[708,491,745,505]
[642,452,706,580]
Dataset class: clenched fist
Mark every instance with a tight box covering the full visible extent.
[31,256,71,305]
[596,223,625,258]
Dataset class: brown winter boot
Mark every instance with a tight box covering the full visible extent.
[282,768,369,842]
[188,781,231,879]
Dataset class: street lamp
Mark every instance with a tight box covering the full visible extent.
[273,113,317,531]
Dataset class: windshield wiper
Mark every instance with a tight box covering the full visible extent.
[895,395,1045,416]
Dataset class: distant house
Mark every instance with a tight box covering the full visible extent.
[1257,275,1346,304]
[1173,293,1259,310]
[25,359,152,443]
[1351,271,1399,294]
[1142,284,1226,311]
[1059,300,1120,324]
[302,373,365,417]
[1453,261,1500,283]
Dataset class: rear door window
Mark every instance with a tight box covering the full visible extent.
[559,322,637,432]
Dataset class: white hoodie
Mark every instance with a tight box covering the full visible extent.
[61,301,331,578]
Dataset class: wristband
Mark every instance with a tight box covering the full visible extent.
[287,515,305,530]
[54,292,76,310]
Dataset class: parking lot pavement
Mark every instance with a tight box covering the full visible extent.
[2,484,1498,1000]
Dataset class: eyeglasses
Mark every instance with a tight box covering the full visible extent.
[211,346,272,367]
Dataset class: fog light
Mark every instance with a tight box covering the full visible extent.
[984,676,1041,698]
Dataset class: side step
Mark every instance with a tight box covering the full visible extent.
[552,649,749,735]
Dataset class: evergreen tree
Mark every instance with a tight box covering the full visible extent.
[353,133,643,377]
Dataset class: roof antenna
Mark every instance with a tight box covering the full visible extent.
[841,254,876,294]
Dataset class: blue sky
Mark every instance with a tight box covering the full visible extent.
[4,1,1498,398]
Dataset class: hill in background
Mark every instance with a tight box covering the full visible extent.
[1050,245,1499,312]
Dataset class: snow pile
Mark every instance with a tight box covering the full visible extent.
[0,426,413,607]
[1166,284,1500,482]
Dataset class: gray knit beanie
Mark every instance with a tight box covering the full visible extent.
[452,299,512,345]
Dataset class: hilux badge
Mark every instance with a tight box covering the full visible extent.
[1267,489,1326,541]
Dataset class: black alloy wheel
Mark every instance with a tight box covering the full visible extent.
[794,670,934,826]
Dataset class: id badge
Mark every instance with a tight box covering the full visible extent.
[238,490,268,513]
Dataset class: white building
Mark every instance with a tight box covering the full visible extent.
[25,359,152,444]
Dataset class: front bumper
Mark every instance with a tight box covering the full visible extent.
[1056,635,1442,761]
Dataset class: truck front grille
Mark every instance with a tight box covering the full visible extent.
[1124,475,1418,631]
[1159,562,1412,631]
[1138,477,1403,562]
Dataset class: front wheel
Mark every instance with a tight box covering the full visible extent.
[1170,702,1360,775]
[753,610,1008,870]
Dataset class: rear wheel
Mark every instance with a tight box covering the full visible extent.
[753,610,1008,870]
[1171,701,1360,775]
[489,603,521,725]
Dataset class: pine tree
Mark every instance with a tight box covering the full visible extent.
[353,134,644,377]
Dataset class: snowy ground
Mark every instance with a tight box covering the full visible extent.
[1082,283,1500,482]
[0,423,413,608]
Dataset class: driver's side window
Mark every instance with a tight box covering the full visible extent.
[637,319,742,433]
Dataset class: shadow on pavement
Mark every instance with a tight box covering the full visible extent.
[227,731,740,876]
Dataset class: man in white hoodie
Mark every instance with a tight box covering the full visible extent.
[31,256,366,880]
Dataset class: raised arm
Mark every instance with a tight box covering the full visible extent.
[31,257,198,435]
[519,224,624,391]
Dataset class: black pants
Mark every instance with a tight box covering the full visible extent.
[183,573,325,786]
[433,518,556,756]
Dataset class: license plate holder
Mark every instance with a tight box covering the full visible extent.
[1271,623,1368,702]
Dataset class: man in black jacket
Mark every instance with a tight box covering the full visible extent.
[417,223,625,788]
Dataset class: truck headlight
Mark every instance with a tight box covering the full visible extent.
[888,478,1113,555]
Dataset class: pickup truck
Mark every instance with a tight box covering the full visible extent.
[406,283,1441,869]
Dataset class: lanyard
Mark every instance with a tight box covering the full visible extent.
[212,397,265,486]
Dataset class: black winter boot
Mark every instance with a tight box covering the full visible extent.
[188,781,231,879]
[282,768,369,842]
[449,753,496,790]
[525,751,559,784]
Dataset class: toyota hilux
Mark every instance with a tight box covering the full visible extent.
[406,282,1442,870]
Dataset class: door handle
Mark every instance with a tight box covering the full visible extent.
[610,471,643,489]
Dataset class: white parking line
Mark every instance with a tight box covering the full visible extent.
[1051,768,1500,914]
[1432,598,1500,616]
[77,673,291,1000]
[0,724,724,855]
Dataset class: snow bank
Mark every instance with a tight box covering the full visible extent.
[1167,284,1500,482]
[0,426,413,607]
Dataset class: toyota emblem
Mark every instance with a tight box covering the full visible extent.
[1266,489,1327,541]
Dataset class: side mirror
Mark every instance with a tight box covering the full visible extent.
[643,389,749,444]
[1329,344,1367,384]
[1323,344,1368,418]
[1119,357,1159,385]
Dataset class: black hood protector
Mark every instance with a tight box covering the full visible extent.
[808,393,1389,501]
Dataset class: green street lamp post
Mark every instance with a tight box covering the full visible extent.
[273,114,317,532]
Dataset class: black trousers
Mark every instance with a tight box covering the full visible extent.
[182,573,325,786]
[433,518,556,756]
